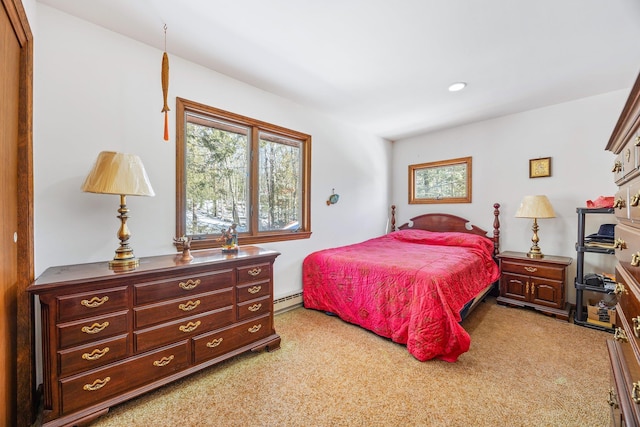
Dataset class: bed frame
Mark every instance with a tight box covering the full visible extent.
[390,203,501,318]
[390,202,501,256]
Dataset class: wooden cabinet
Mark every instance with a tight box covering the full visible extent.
[605,70,640,426]
[496,251,572,320]
[27,246,280,427]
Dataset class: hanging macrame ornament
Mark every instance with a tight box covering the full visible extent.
[161,24,170,141]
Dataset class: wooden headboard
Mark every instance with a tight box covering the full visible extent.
[390,203,501,256]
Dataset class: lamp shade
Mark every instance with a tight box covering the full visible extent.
[515,195,555,219]
[82,151,155,196]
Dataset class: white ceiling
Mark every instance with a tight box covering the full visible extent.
[37,0,640,140]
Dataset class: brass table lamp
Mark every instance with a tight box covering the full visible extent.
[515,195,556,259]
[82,151,155,270]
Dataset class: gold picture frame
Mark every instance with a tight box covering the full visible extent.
[529,157,551,178]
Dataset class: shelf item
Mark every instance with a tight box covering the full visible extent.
[496,251,572,320]
[604,69,640,427]
[27,246,280,427]
[574,207,616,331]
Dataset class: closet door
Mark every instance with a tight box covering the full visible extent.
[0,0,33,426]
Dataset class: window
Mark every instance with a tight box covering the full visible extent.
[176,98,311,249]
[408,156,472,204]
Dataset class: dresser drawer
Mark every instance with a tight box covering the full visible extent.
[192,313,273,364]
[615,223,640,264]
[500,260,564,281]
[58,334,129,378]
[237,262,271,284]
[134,288,233,329]
[57,287,128,323]
[57,311,129,349]
[134,269,233,305]
[134,306,234,353]
[237,296,271,321]
[614,187,629,221]
[237,280,271,303]
[615,264,640,349]
[60,341,190,415]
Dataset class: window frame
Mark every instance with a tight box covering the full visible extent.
[176,97,312,250]
[408,156,472,204]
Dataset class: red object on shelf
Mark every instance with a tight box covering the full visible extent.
[586,196,614,208]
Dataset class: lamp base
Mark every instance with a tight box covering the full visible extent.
[526,251,544,259]
[109,257,139,271]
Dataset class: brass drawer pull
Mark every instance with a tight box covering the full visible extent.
[612,160,623,173]
[248,324,262,333]
[153,355,175,367]
[248,303,262,312]
[248,285,262,294]
[633,382,640,404]
[632,192,640,207]
[608,388,618,409]
[636,135,640,146]
[179,320,201,333]
[81,322,109,334]
[83,377,110,391]
[524,266,537,273]
[525,282,529,295]
[614,328,628,343]
[206,338,224,348]
[82,347,110,361]
[179,279,201,290]
[615,282,626,296]
[81,296,109,308]
[633,317,640,338]
[178,300,201,312]
[614,238,627,250]
[247,268,262,277]
[632,253,640,267]
[614,197,626,209]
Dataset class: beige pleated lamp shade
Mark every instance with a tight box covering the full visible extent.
[515,195,555,219]
[82,151,155,196]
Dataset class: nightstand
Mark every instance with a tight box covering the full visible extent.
[496,251,572,321]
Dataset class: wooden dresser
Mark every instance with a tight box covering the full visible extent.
[605,70,640,427]
[27,246,281,427]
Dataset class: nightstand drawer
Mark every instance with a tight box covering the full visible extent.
[500,260,564,281]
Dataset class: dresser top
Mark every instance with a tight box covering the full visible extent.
[497,250,572,266]
[28,246,280,292]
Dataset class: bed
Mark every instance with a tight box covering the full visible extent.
[302,203,501,362]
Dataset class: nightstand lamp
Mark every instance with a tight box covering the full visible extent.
[515,195,556,259]
[82,151,155,270]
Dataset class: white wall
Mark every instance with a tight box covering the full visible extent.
[392,90,627,303]
[33,4,392,300]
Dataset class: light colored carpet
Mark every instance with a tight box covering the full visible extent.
[87,297,610,427]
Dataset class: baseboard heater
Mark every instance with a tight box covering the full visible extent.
[274,292,303,314]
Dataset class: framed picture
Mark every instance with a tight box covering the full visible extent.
[529,157,551,178]
[408,156,472,204]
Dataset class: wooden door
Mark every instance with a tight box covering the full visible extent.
[0,0,33,426]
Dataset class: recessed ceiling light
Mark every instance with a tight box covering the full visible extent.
[448,82,467,92]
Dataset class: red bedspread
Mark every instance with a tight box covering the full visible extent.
[302,229,500,362]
